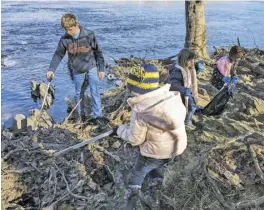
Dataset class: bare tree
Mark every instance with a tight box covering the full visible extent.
[185,0,208,58]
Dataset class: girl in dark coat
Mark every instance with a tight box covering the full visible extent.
[169,49,203,126]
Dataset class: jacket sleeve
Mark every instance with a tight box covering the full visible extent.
[116,111,148,146]
[91,33,105,72]
[48,38,66,72]
[169,65,186,96]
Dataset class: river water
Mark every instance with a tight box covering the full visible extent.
[1,1,264,127]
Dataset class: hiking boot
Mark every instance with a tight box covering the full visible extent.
[149,177,164,187]
[88,116,109,126]
[81,114,87,122]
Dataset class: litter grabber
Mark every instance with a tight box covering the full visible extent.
[34,81,51,131]
[54,130,113,157]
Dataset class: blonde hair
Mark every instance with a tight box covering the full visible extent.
[61,13,78,29]
[177,48,196,68]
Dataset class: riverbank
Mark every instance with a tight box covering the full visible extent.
[2,47,264,210]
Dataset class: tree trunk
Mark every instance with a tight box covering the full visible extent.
[185,0,208,58]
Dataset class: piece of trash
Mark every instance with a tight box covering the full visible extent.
[107,74,117,81]
[115,80,123,87]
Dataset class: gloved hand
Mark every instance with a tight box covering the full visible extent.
[231,75,240,84]
[46,71,54,82]
[184,88,193,98]
[222,76,231,83]
[109,126,119,137]
[195,60,205,73]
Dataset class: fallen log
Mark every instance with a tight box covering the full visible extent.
[239,59,264,76]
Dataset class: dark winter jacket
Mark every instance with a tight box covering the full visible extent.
[49,26,104,73]
[169,63,198,110]
[169,64,186,98]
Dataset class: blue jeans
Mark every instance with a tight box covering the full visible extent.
[130,153,170,187]
[72,67,102,117]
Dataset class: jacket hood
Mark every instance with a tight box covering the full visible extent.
[127,84,186,131]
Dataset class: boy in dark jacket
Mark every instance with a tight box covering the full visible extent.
[46,13,105,121]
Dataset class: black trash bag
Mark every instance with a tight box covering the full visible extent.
[202,84,234,116]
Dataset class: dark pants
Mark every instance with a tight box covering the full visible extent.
[211,67,225,90]
[129,153,170,187]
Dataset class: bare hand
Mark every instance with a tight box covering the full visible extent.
[46,71,54,81]
[98,72,105,80]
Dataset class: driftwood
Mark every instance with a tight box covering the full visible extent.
[239,59,264,76]
[249,145,264,182]
[244,86,264,100]
[94,145,120,162]
[204,160,233,210]
[236,195,264,209]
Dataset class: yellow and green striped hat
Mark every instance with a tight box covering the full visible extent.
[127,64,159,94]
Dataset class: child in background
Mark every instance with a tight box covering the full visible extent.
[169,48,201,126]
[211,45,244,90]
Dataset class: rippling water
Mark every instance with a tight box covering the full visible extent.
[1,1,264,127]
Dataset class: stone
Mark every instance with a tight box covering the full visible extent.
[27,116,37,130]
[112,141,121,149]
[115,80,123,87]
[198,88,209,97]
[88,179,98,191]
[2,130,14,140]
[30,80,40,97]
[12,114,27,132]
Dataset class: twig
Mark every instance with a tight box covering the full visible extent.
[46,180,84,209]
[7,167,35,174]
[100,163,115,183]
[2,148,29,160]
[161,193,175,208]
[49,170,57,205]
[236,195,264,209]
[54,162,88,200]
[94,145,120,162]
[237,37,241,47]
[249,145,264,182]
[203,159,233,210]
[64,98,82,123]
[110,101,126,120]
[247,138,264,146]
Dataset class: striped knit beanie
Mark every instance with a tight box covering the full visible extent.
[127,64,159,94]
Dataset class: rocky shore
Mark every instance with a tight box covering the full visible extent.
[1,47,264,210]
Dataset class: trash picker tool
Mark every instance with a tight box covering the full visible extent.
[34,81,51,131]
[53,130,113,157]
